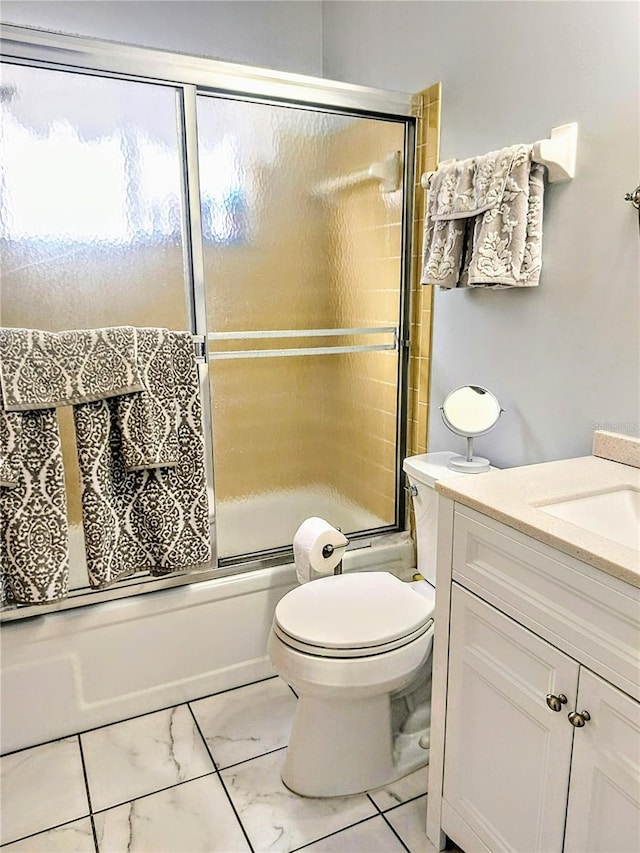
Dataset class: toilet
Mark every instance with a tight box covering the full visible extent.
[267,451,469,798]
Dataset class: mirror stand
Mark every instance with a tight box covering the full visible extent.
[440,385,503,474]
[447,436,491,473]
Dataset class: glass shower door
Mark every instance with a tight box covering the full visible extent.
[196,95,407,559]
[0,63,194,590]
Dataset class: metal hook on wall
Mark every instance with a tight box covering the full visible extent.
[624,184,640,236]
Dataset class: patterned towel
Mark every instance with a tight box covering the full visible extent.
[421,145,544,289]
[0,326,144,410]
[74,331,211,588]
[0,406,21,488]
[0,387,69,606]
[116,328,179,472]
[429,146,520,220]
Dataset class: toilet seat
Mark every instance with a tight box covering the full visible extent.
[274,572,435,659]
[273,618,433,658]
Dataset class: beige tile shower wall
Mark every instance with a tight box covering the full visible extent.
[322,120,405,524]
[407,84,440,459]
[205,132,334,502]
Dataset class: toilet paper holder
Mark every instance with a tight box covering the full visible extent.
[322,540,350,575]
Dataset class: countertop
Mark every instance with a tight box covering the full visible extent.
[436,455,640,588]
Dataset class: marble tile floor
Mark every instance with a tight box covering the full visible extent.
[1,676,457,853]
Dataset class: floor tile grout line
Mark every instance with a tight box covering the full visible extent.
[88,814,99,853]
[381,790,429,814]
[77,735,99,853]
[367,791,383,813]
[0,813,93,849]
[215,743,289,773]
[288,812,390,852]
[2,684,425,852]
[88,770,218,817]
[214,768,257,853]
[381,810,412,853]
[0,674,280,759]
[186,703,255,853]
[77,734,94,813]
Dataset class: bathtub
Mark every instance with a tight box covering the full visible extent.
[0,532,413,753]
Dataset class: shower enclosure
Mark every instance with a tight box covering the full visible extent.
[0,27,415,616]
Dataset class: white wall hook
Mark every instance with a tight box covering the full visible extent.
[532,122,578,183]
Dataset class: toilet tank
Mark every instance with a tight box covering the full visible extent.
[402,452,468,586]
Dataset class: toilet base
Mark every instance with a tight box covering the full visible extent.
[281,692,430,798]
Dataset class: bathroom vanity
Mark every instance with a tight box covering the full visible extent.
[426,432,640,853]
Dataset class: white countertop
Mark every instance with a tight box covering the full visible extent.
[436,454,640,588]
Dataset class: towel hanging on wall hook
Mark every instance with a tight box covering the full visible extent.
[624,183,640,236]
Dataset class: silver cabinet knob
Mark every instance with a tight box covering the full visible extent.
[404,484,418,496]
[568,710,591,727]
[546,693,568,712]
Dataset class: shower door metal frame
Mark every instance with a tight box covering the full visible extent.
[0,25,414,114]
[0,24,416,618]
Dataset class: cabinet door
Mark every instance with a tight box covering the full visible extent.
[564,668,640,853]
[443,584,579,853]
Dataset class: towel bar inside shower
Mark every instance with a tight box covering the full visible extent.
[420,122,578,187]
[198,327,399,360]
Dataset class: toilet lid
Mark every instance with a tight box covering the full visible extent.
[274,572,435,651]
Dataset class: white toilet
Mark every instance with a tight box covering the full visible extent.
[267,451,467,798]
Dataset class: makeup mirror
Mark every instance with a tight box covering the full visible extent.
[440,385,503,473]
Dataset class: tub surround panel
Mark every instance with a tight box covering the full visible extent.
[593,430,640,468]
[436,454,640,585]
[0,567,295,754]
[1,538,413,753]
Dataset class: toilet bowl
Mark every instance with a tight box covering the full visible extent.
[268,571,435,797]
[268,452,477,798]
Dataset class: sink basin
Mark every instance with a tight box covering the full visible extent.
[538,487,640,550]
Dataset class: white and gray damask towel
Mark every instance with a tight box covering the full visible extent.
[116,328,180,472]
[1,325,207,604]
[0,386,69,606]
[0,326,144,410]
[421,145,545,289]
[74,331,211,589]
[0,325,144,606]
[0,405,21,489]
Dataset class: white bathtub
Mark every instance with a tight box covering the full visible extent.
[0,533,413,753]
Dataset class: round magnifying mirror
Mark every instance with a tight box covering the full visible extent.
[440,385,503,473]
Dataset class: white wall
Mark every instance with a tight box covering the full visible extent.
[1,0,323,75]
[324,1,640,467]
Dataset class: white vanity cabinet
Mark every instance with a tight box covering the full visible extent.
[563,667,640,853]
[427,501,640,853]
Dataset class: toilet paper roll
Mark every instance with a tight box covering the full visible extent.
[293,517,349,584]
